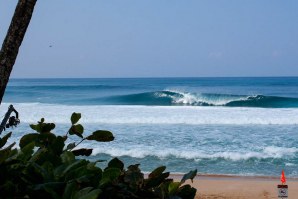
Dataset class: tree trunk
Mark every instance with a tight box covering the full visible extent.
[0,0,37,104]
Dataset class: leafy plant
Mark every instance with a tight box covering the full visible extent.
[0,113,197,199]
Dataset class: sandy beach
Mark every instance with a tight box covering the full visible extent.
[173,174,298,199]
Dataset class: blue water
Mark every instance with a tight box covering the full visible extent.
[4,77,298,107]
[1,77,298,176]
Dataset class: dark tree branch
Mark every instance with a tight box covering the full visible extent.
[0,0,37,104]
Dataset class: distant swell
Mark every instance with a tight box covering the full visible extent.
[101,90,298,108]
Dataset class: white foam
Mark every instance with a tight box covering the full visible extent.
[2,103,298,125]
[90,145,298,161]
[206,146,298,161]
[285,163,296,166]
[164,90,248,106]
[170,91,202,105]
[263,146,298,158]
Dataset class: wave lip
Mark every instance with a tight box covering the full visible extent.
[167,90,248,106]
[101,90,298,108]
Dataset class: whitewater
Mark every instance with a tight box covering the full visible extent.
[2,103,298,125]
[1,77,298,176]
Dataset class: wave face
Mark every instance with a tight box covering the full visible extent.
[5,77,298,108]
[102,90,298,108]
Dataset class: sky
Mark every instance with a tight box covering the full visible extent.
[0,0,298,78]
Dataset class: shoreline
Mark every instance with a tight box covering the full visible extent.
[170,173,298,181]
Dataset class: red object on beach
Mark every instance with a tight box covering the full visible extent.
[281,170,286,184]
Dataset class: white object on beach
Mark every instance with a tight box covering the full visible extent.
[277,184,288,198]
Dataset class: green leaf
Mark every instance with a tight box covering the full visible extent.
[180,169,197,184]
[79,189,101,199]
[145,166,170,189]
[0,142,16,163]
[86,130,114,142]
[4,148,18,163]
[108,157,124,170]
[31,162,51,181]
[30,124,41,132]
[66,142,76,150]
[100,168,121,186]
[145,172,170,189]
[29,147,47,163]
[149,166,166,178]
[73,187,93,199]
[51,136,65,154]
[0,132,12,148]
[19,133,38,148]
[62,160,88,176]
[87,162,104,171]
[71,112,81,124]
[36,133,56,147]
[18,142,35,161]
[168,182,180,195]
[75,174,94,183]
[69,124,84,138]
[41,123,55,133]
[124,164,144,189]
[63,181,77,199]
[72,148,93,156]
[177,184,197,199]
[33,182,65,198]
[103,168,121,180]
[30,119,55,133]
[61,151,75,164]
[73,187,101,199]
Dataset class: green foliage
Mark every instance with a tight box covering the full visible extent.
[86,130,114,142]
[71,112,81,125]
[0,112,197,199]
[0,132,12,148]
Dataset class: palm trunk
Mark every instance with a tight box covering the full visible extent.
[0,0,37,104]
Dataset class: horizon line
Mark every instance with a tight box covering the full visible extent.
[9,75,298,79]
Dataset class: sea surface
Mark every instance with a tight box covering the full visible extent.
[1,77,298,177]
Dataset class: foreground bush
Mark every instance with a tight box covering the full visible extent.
[0,113,197,199]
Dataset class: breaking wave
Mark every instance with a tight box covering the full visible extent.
[91,146,298,161]
[102,90,298,108]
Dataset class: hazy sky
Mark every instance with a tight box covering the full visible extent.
[1,0,298,78]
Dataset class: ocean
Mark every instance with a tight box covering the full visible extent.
[1,77,298,177]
